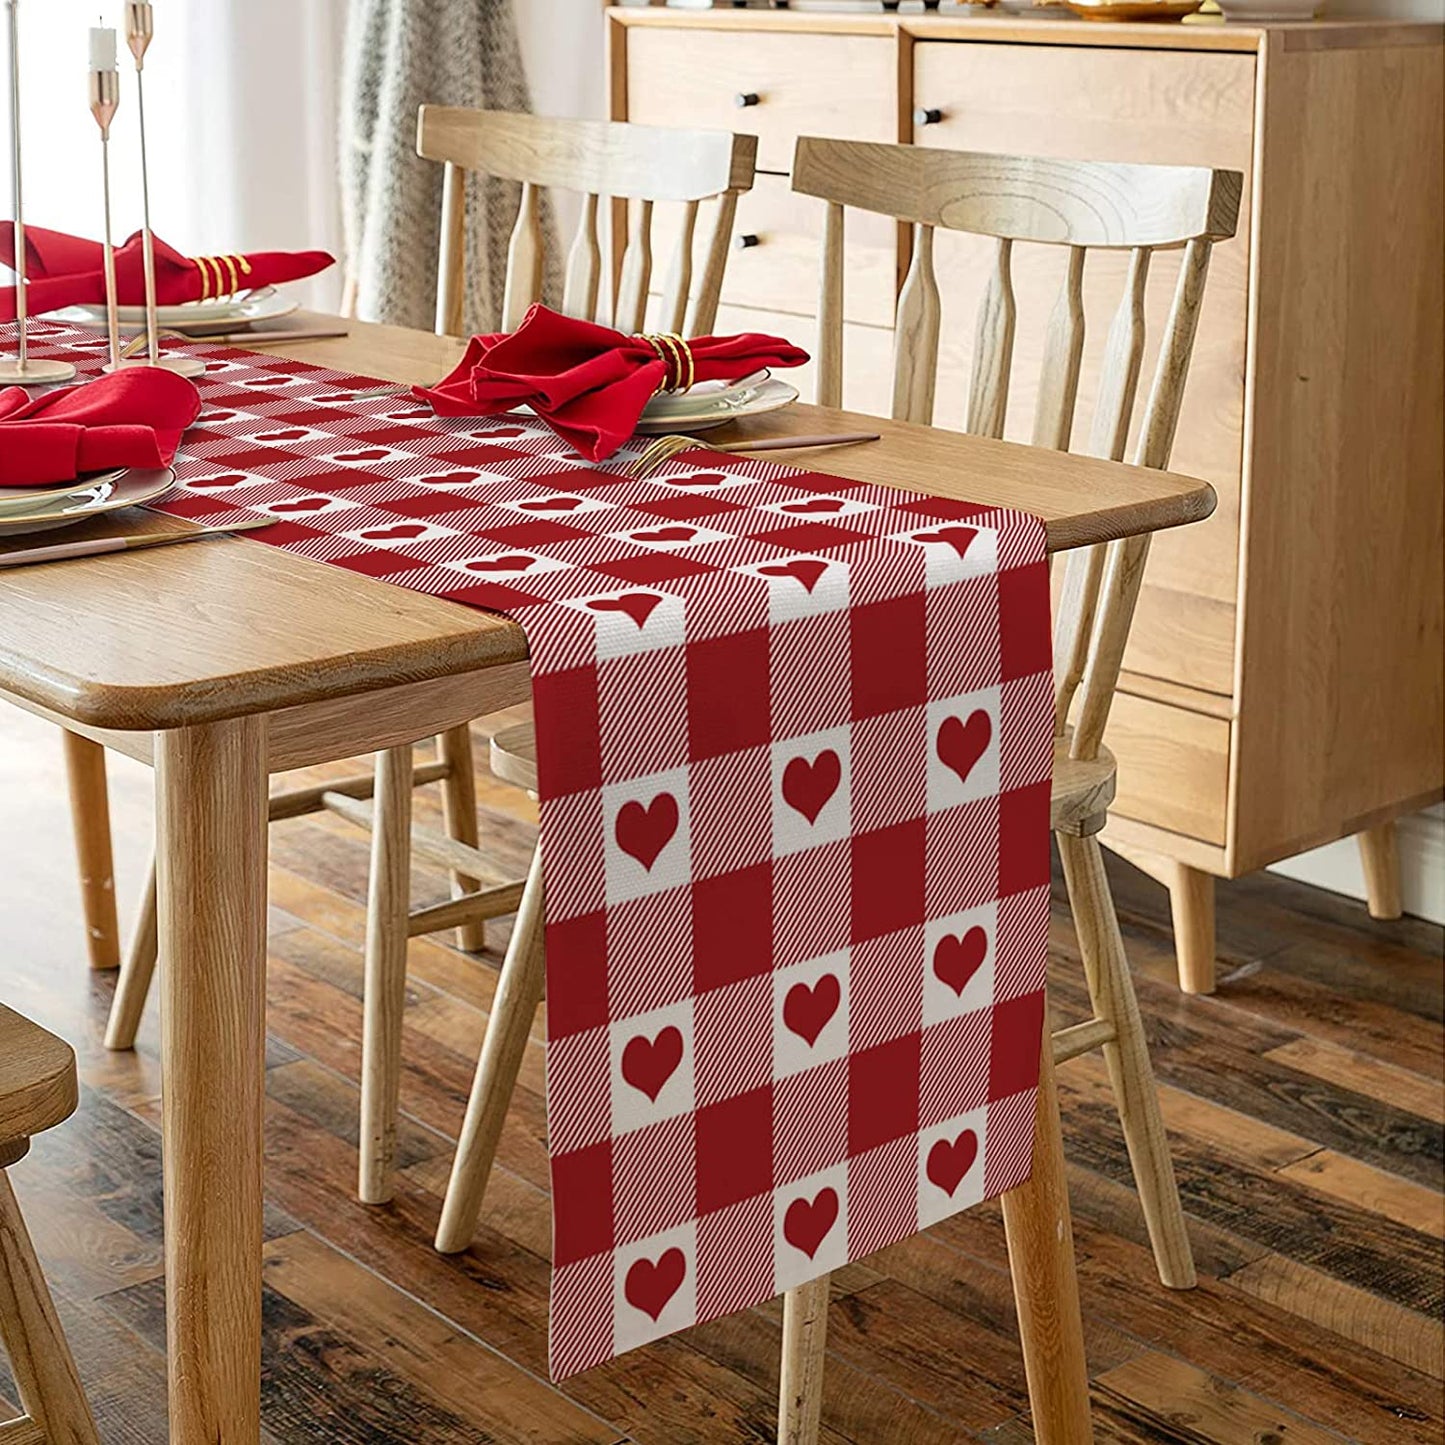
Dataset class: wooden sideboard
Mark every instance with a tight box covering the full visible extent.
[607,7,1444,990]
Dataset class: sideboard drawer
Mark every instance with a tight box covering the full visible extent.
[625,28,895,174]
[1106,693,1231,846]
[914,41,1256,699]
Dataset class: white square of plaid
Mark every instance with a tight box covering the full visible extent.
[606,993,697,1137]
[610,1221,698,1359]
[922,900,1000,1027]
[916,1103,991,1229]
[436,547,574,586]
[769,722,852,857]
[770,948,850,1081]
[771,1160,850,1293]
[600,762,692,906]
[562,586,686,661]
[756,492,882,523]
[894,517,1002,590]
[926,685,1004,814]
[750,553,851,625]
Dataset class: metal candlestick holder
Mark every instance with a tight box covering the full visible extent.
[89,65,121,373]
[1,0,75,384]
[117,0,204,378]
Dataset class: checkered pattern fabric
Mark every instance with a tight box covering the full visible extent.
[25,324,1053,1379]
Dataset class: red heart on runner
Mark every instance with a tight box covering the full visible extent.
[759,560,828,594]
[783,498,845,515]
[423,471,479,487]
[518,496,584,512]
[783,975,840,1047]
[933,928,988,995]
[621,1026,684,1102]
[937,710,991,786]
[361,524,426,542]
[200,410,235,422]
[782,750,841,824]
[914,525,979,560]
[334,448,389,462]
[476,427,524,439]
[257,427,308,441]
[615,793,679,871]
[190,473,247,489]
[589,593,662,629]
[271,497,331,513]
[783,1188,839,1259]
[926,1131,979,1196]
[632,525,696,543]
[246,376,290,388]
[624,1247,686,1320]
[668,472,725,488]
[385,408,432,420]
[467,554,536,573]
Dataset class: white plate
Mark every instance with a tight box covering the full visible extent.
[52,288,297,330]
[0,467,175,536]
[633,376,800,434]
[0,468,128,516]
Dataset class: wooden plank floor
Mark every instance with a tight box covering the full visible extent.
[1,702,1441,1444]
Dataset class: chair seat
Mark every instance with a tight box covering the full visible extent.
[0,1006,78,1149]
[1051,740,1117,836]
[491,724,540,794]
[494,723,1114,835]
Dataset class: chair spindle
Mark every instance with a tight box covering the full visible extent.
[892,223,942,425]
[614,198,654,334]
[1088,246,1150,462]
[1032,246,1087,451]
[816,200,846,409]
[964,236,1017,439]
[689,190,740,336]
[562,192,602,323]
[659,199,700,335]
[434,161,467,336]
[501,180,544,332]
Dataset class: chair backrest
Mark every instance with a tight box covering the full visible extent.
[416,107,758,339]
[792,137,1241,762]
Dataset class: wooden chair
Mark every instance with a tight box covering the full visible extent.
[0,1006,102,1445]
[100,113,758,1075]
[789,136,1243,1298]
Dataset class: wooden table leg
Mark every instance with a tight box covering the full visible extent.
[61,732,120,971]
[157,718,268,1445]
[1000,1035,1094,1445]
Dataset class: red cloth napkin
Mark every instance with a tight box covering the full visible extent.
[0,368,201,487]
[415,303,810,461]
[0,224,334,321]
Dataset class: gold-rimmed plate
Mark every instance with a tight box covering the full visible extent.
[1064,0,1202,18]
[0,468,128,516]
[0,468,176,537]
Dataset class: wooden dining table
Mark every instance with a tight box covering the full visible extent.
[0,315,1214,1445]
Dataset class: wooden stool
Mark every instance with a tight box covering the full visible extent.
[0,1006,101,1445]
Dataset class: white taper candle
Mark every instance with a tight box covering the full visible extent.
[89,25,116,72]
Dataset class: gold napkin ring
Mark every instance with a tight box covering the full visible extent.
[635,332,695,395]
[194,253,249,302]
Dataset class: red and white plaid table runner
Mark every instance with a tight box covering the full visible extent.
[30,325,1053,1379]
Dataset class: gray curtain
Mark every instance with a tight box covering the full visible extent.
[340,0,558,333]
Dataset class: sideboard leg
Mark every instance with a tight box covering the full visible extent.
[1357,822,1403,920]
[1163,863,1216,995]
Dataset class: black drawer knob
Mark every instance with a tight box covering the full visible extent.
[914,107,944,126]
[734,233,761,251]
[734,91,761,109]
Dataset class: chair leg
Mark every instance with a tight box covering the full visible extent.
[359,745,414,1206]
[61,732,120,972]
[0,1170,102,1445]
[103,859,159,1052]
[1000,1036,1094,1445]
[1162,860,1215,995]
[777,1275,830,1445]
[435,846,547,1253]
[1059,833,1195,1290]
[438,725,488,953]
[1357,822,1403,920]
